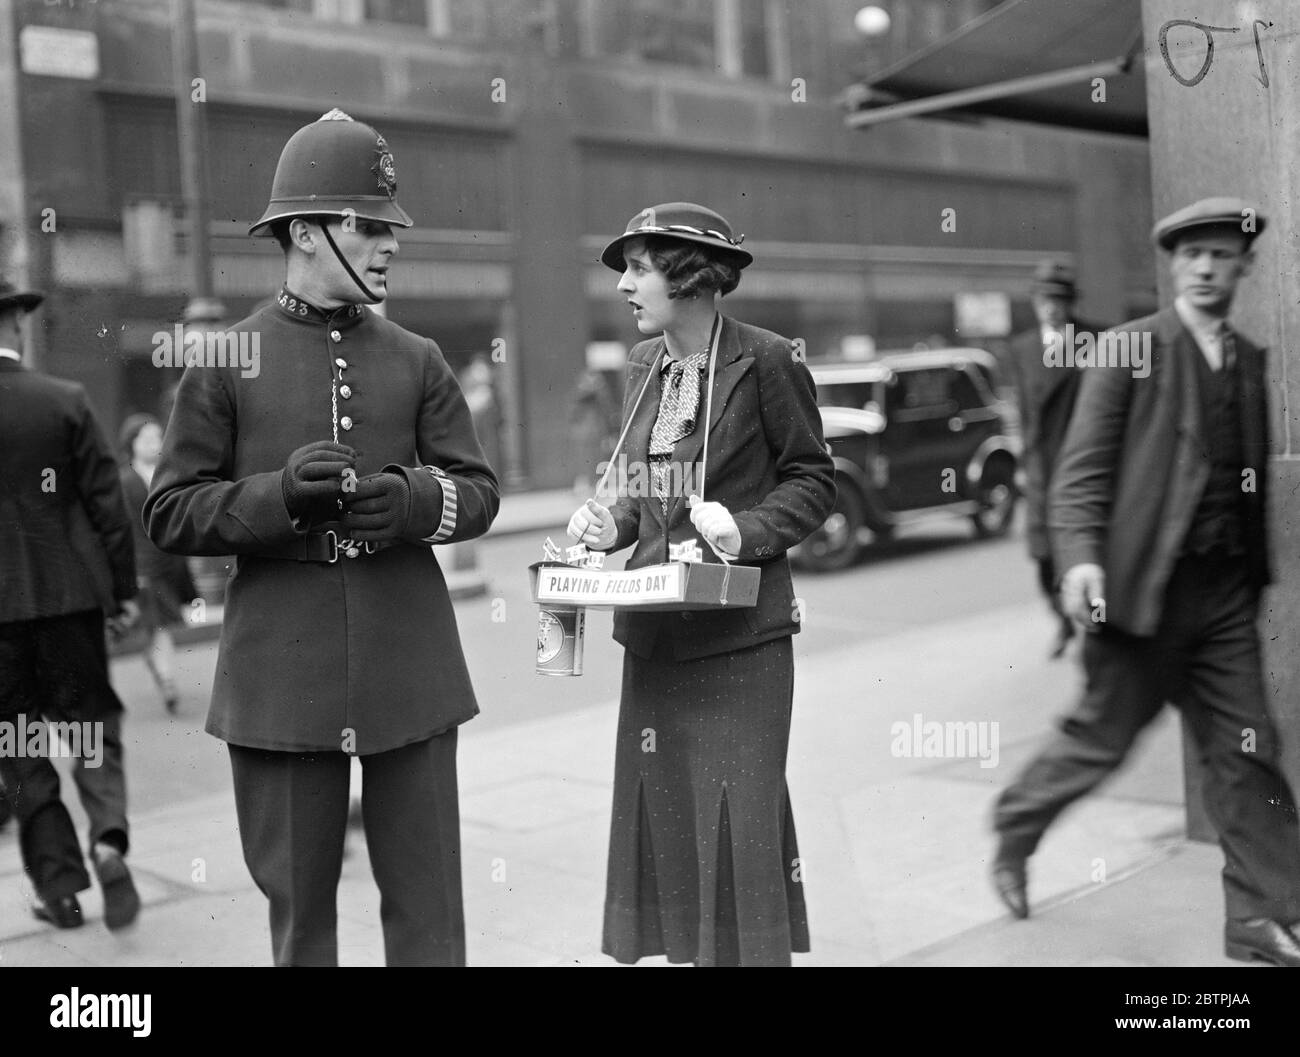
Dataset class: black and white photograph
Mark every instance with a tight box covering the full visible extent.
[0,0,1297,1025]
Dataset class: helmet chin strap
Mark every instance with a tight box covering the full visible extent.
[319,220,382,304]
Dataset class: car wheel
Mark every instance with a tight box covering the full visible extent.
[971,459,1018,539]
[795,485,865,572]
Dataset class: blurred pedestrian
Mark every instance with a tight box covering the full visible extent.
[146,110,499,966]
[0,277,142,931]
[1007,260,1103,658]
[568,202,836,966]
[458,353,502,475]
[570,367,618,494]
[118,412,197,713]
[991,198,1300,966]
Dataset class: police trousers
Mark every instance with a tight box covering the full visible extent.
[228,728,465,966]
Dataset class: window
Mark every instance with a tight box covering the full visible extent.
[362,0,487,35]
[888,369,954,418]
[738,0,769,78]
[365,0,426,27]
[816,381,874,409]
[949,369,985,412]
[589,0,716,70]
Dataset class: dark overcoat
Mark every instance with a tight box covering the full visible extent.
[1007,317,1099,561]
[607,315,836,661]
[0,359,136,624]
[145,295,499,754]
[1049,307,1271,637]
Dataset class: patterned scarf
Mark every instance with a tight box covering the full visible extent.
[648,351,708,511]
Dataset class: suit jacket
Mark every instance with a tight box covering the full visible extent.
[606,315,836,661]
[1008,317,1100,561]
[1049,307,1271,637]
[145,297,499,754]
[0,359,136,623]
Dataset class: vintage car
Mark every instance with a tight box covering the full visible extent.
[791,348,1019,572]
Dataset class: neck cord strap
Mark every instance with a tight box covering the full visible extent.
[320,221,380,304]
[591,345,665,500]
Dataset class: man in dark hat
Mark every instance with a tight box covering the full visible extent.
[0,278,142,931]
[146,110,499,966]
[991,197,1300,966]
[1007,259,1103,658]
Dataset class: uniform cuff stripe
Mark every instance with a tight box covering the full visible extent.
[422,472,458,544]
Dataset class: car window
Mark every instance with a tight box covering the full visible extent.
[949,369,986,411]
[815,381,874,409]
[887,369,954,418]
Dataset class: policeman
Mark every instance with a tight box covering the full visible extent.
[146,109,499,966]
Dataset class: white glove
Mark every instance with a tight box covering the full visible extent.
[688,494,741,558]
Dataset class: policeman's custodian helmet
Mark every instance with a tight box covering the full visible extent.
[249,108,414,236]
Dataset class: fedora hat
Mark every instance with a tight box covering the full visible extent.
[1031,259,1077,298]
[1152,196,1265,251]
[0,278,44,314]
[600,202,753,271]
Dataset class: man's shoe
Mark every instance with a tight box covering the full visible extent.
[92,842,140,930]
[33,894,84,929]
[1225,918,1300,966]
[992,858,1030,919]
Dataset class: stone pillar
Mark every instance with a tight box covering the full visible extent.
[1142,0,1300,838]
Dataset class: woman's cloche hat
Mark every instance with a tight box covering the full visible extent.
[601,202,753,272]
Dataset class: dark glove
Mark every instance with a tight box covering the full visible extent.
[341,471,412,542]
[281,441,356,524]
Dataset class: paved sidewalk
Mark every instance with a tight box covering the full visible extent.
[0,598,1249,968]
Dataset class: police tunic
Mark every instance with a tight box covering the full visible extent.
[145,291,499,755]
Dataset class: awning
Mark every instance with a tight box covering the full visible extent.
[846,0,1146,137]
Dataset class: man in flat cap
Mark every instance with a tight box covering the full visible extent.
[991,197,1300,966]
[1007,259,1104,658]
[146,110,499,966]
[0,278,142,931]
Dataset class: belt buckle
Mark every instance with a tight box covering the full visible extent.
[323,530,340,564]
[363,541,379,555]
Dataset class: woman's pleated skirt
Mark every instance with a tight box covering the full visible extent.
[602,634,809,966]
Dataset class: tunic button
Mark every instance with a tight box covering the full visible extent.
[339,384,352,399]
[331,330,342,343]
[344,545,360,559]
[339,416,353,431]
[335,358,347,370]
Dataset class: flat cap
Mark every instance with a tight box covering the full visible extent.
[1152,196,1265,251]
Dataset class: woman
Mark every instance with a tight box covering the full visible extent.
[568,202,836,966]
[119,413,196,713]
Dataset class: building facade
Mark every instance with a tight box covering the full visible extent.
[0,0,1154,488]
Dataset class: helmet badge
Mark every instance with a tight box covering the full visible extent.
[373,135,397,199]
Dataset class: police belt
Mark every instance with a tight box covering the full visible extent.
[260,530,396,563]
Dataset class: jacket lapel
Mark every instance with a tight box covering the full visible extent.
[1156,308,1203,453]
[1232,330,1268,463]
[665,315,753,526]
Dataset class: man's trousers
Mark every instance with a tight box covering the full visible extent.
[995,553,1300,923]
[228,728,465,967]
[0,609,129,900]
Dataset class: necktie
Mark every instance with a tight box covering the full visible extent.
[1219,323,1236,373]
